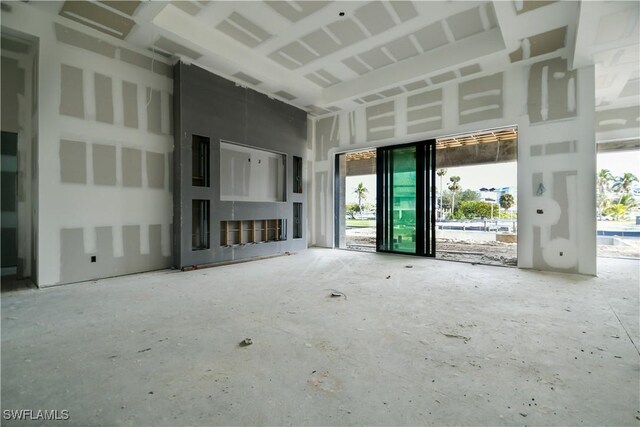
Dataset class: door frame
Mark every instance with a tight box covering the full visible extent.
[376,139,436,257]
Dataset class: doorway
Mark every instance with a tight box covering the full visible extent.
[376,140,436,256]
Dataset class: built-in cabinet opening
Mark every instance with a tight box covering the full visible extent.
[293,156,303,194]
[191,200,210,250]
[293,203,303,239]
[220,219,287,246]
[192,135,210,187]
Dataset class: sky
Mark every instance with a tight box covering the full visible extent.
[344,150,640,205]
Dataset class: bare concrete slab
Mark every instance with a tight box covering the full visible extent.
[1,249,638,426]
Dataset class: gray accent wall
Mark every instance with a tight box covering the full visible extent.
[173,62,307,269]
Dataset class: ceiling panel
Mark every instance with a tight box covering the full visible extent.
[354,2,397,36]
[447,6,485,41]
[265,1,331,23]
[384,36,419,61]
[326,19,367,46]
[413,22,449,52]
[154,36,202,60]
[216,12,272,48]
[358,47,394,70]
[60,0,136,40]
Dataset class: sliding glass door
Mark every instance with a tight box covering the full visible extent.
[376,140,436,256]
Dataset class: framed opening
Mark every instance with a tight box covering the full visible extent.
[192,135,210,187]
[220,141,286,202]
[293,203,303,239]
[293,156,303,194]
[191,200,210,250]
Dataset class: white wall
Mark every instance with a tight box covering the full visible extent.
[309,57,597,275]
[3,3,174,286]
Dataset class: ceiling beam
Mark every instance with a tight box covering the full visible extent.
[322,28,505,104]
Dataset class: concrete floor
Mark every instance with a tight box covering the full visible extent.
[2,248,639,426]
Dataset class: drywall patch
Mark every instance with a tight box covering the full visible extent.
[146,151,165,189]
[266,1,330,22]
[122,148,142,187]
[154,36,202,60]
[407,88,442,134]
[94,73,114,124]
[355,1,396,36]
[122,81,138,128]
[348,111,357,144]
[404,80,429,92]
[120,48,172,78]
[315,115,339,161]
[93,144,116,186]
[458,72,503,124]
[233,72,262,86]
[60,225,169,284]
[59,1,136,40]
[596,106,640,132]
[275,90,296,101]
[366,100,395,141]
[447,5,486,41]
[60,140,87,184]
[510,27,567,63]
[54,23,116,58]
[216,12,272,48]
[60,64,85,119]
[515,1,556,15]
[550,171,577,241]
[527,57,577,123]
[146,88,162,134]
[171,0,200,16]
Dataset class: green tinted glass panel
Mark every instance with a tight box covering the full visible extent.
[391,147,416,253]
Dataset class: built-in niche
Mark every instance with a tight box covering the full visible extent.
[219,141,286,202]
[293,156,303,194]
[192,135,210,187]
[192,200,210,250]
[220,219,286,246]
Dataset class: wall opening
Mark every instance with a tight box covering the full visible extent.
[434,127,518,267]
[293,156,302,194]
[293,203,303,239]
[192,134,210,187]
[335,149,377,251]
[191,200,210,251]
[1,29,38,290]
[596,140,640,259]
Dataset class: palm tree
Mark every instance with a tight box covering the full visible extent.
[354,182,368,213]
[437,169,447,218]
[597,169,615,217]
[612,173,639,203]
[597,169,614,194]
[447,176,461,216]
[619,193,637,209]
[605,203,628,221]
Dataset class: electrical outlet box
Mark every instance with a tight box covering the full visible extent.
[91,256,97,263]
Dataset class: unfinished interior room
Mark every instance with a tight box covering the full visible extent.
[1,0,639,425]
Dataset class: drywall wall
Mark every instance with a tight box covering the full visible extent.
[309,56,598,275]
[2,4,173,286]
[173,62,307,268]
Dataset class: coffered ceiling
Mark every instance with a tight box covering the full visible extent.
[27,0,640,117]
